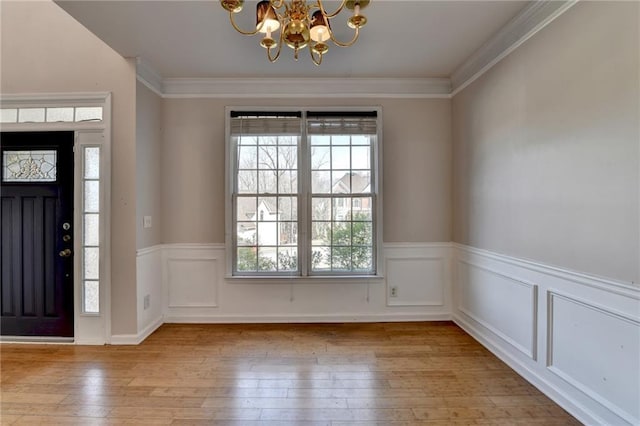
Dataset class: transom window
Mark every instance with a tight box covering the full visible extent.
[228,109,380,277]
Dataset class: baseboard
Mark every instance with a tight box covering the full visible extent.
[110,315,163,345]
[164,313,451,324]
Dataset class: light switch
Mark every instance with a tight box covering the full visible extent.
[143,216,152,229]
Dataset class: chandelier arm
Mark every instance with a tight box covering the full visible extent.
[316,0,348,18]
[267,32,284,62]
[309,45,323,66]
[329,25,360,47]
[229,10,265,36]
[270,0,285,9]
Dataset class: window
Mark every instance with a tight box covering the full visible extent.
[228,109,380,277]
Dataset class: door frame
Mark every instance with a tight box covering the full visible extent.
[0,93,112,344]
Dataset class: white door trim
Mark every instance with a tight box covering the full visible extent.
[0,92,112,344]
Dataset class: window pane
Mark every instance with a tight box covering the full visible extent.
[238,146,257,169]
[352,135,370,145]
[351,171,371,194]
[236,196,257,221]
[332,146,350,169]
[311,247,330,271]
[258,146,277,170]
[311,146,330,170]
[353,197,372,220]
[278,170,297,194]
[311,171,331,194]
[0,109,17,123]
[333,198,351,220]
[239,136,257,145]
[75,107,102,122]
[278,247,297,271]
[352,247,373,271]
[83,180,99,213]
[279,222,297,245]
[18,108,45,123]
[258,136,278,145]
[84,281,99,313]
[332,222,351,246]
[312,222,331,246]
[84,147,100,179]
[311,135,330,145]
[258,170,277,193]
[237,222,256,245]
[257,221,277,246]
[312,197,331,220]
[352,146,370,170]
[46,107,74,122]
[237,247,257,271]
[352,221,372,246]
[3,150,56,182]
[278,146,297,170]
[332,135,350,145]
[84,247,99,279]
[332,171,350,194]
[84,214,99,246]
[238,170,257,193]
[257,248,277,271]
[278,196,297,221]
[332,247,351,270]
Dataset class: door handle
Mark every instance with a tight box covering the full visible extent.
[59,249,72,258]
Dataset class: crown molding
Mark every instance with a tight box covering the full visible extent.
[160,77,451,99]
[133,1,577,99]
[450,0,578,96]
[135,57,164,97]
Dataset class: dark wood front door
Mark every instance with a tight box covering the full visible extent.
[1,132,74,337]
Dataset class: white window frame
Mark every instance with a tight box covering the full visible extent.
[225,106,384,281]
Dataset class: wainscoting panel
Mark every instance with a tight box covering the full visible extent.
[457,260,537,359]
[386,257,445,307]
[162,243,452,323]
[547,291,640,425]
[453,244,640,426]
[167,258,219,308]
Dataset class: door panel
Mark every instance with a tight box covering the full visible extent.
[1,132,74,337]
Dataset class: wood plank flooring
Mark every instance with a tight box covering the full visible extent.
[1,322,581,425]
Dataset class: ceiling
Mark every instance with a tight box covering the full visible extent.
[55,0,527,80]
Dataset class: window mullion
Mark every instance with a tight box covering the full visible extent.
[300,111,309,276]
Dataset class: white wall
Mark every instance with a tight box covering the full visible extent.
[157,97,453,322]
[451,2,640,425]
[161,98,452,244]
[0,0,139,336]
[452,1,639,284]
[136,81,163,250]
[135,81,164,337]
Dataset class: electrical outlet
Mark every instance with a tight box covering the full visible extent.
[390,286,398,297]
[143,294,150,310]
[143,216,152,229]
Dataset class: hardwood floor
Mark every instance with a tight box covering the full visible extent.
[1,322,581,425]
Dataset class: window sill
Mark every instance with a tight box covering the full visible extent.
[225,274,384,284]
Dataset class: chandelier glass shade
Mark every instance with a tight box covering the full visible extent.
[220,0,370,65]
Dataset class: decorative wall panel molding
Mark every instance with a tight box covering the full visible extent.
[547,291,640,425]
[385,256,446,307]
[457,259,537,359]
[453,244,640,426]
[160,242,451,323]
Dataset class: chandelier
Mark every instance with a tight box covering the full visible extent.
[220,0,370,65]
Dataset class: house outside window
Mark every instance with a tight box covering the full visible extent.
[227,108,381,278]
